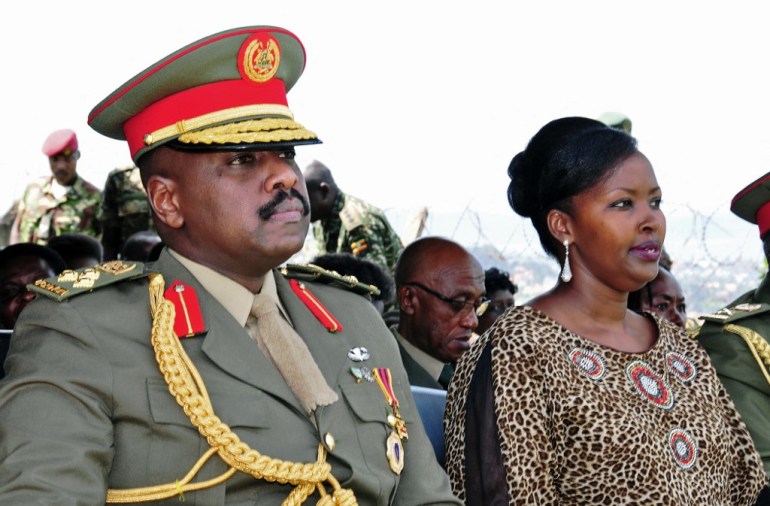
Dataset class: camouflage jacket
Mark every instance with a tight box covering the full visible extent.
[312,191,404,274]
[11,175,102,245]
[98,166,153,246]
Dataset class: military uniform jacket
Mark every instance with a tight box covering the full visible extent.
[697,276,770,476]
[98,165,154,245]
[313,191,404,274]
[11,174,102,244]
[0,251,459,505]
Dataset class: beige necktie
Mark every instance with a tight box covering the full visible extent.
[246,292,338,414]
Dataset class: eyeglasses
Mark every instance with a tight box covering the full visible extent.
[406,282,490,317]
[0,284,32,303]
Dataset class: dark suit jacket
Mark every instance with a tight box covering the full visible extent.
[0,250,459,505]
[392,327,445,390]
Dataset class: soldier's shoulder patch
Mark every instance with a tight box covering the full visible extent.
[700,302,770,325]
[28,260,150,302]
[339,201,364,231]
[280,263,381,297]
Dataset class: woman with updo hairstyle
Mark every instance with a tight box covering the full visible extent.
[444,117,768,505]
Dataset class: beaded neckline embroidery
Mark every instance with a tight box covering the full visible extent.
[566,336,701,470]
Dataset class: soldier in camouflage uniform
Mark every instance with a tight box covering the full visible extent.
[697,171,770,477]
[10,129,101,245]
[304,160,404,274]
[99,165,154,260]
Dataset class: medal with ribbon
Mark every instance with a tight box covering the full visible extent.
[373,367,408,474]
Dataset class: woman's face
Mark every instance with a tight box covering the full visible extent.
[565,152,666,293]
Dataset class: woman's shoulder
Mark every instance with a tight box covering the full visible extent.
[487,305,565,353]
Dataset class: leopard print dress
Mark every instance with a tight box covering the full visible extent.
[445,306,767,505]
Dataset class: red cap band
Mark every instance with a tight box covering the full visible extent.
[756,202,770,239]
[123,78,288,159]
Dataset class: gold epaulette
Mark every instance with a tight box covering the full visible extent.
[699,302,770,325]
[27,260,149,302]
[279,263,381,297]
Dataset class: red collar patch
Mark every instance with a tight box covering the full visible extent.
[164,281,206,338]
[289,279,343,333]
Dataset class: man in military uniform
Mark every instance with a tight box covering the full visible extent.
[304,160,404,274]
[391,237,487,390]
[99,165,154,260]
[0,26,459,505]
[697,171,770,477]
[10,129,102,245]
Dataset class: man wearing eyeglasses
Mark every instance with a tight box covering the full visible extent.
[0,243,66,380]
[10,129,102,245]
[391,236,487,390]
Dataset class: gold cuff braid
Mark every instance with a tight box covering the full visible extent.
[105,274,357,505]
[724,323,770,388]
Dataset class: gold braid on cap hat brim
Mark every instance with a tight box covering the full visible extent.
[177,118,318,146]
[105,274,356,505]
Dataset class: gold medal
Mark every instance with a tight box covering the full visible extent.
[386,430,404,475]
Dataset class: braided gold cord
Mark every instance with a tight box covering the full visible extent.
[724,324,770,387]
[106,448,237,502]
[193,117,304,134]
[178,118,318,146]
[105,274,357,505]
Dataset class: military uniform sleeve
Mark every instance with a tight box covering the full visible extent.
[345,224,391,271]
[0,297,115,504]
[99,170,120,225]
[10,184,35,244]
[698,322,770,476]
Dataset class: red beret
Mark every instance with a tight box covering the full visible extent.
[42,129,78,157]
[88,26,319,163]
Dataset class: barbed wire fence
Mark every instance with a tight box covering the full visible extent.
[349,201,766,318]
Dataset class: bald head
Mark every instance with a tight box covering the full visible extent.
[395,237,479,287]
[395,236,486,362]
[303,160,339,222]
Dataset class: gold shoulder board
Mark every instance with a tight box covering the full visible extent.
[700,302,770,325]
[280,263,380,297]
[28,260,149,302]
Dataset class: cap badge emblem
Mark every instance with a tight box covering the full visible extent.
[241,33,281,83]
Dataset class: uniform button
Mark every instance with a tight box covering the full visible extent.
[324,432,336,451]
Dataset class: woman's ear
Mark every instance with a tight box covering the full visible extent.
[546,209,572,245]
[146,175,184,229]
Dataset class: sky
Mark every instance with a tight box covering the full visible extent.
[2,1,769,265]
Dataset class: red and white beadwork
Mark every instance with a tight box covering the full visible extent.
[568,348,606,381]
[625,360,674,409]
[665,351,697,383]
[668,428,698,470]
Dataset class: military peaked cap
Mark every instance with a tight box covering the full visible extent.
[88,26,320,162]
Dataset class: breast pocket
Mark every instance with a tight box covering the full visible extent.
[141,378,273,505]
[336,381,415,495]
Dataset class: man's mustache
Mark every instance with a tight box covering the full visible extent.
[258,189,310,220]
